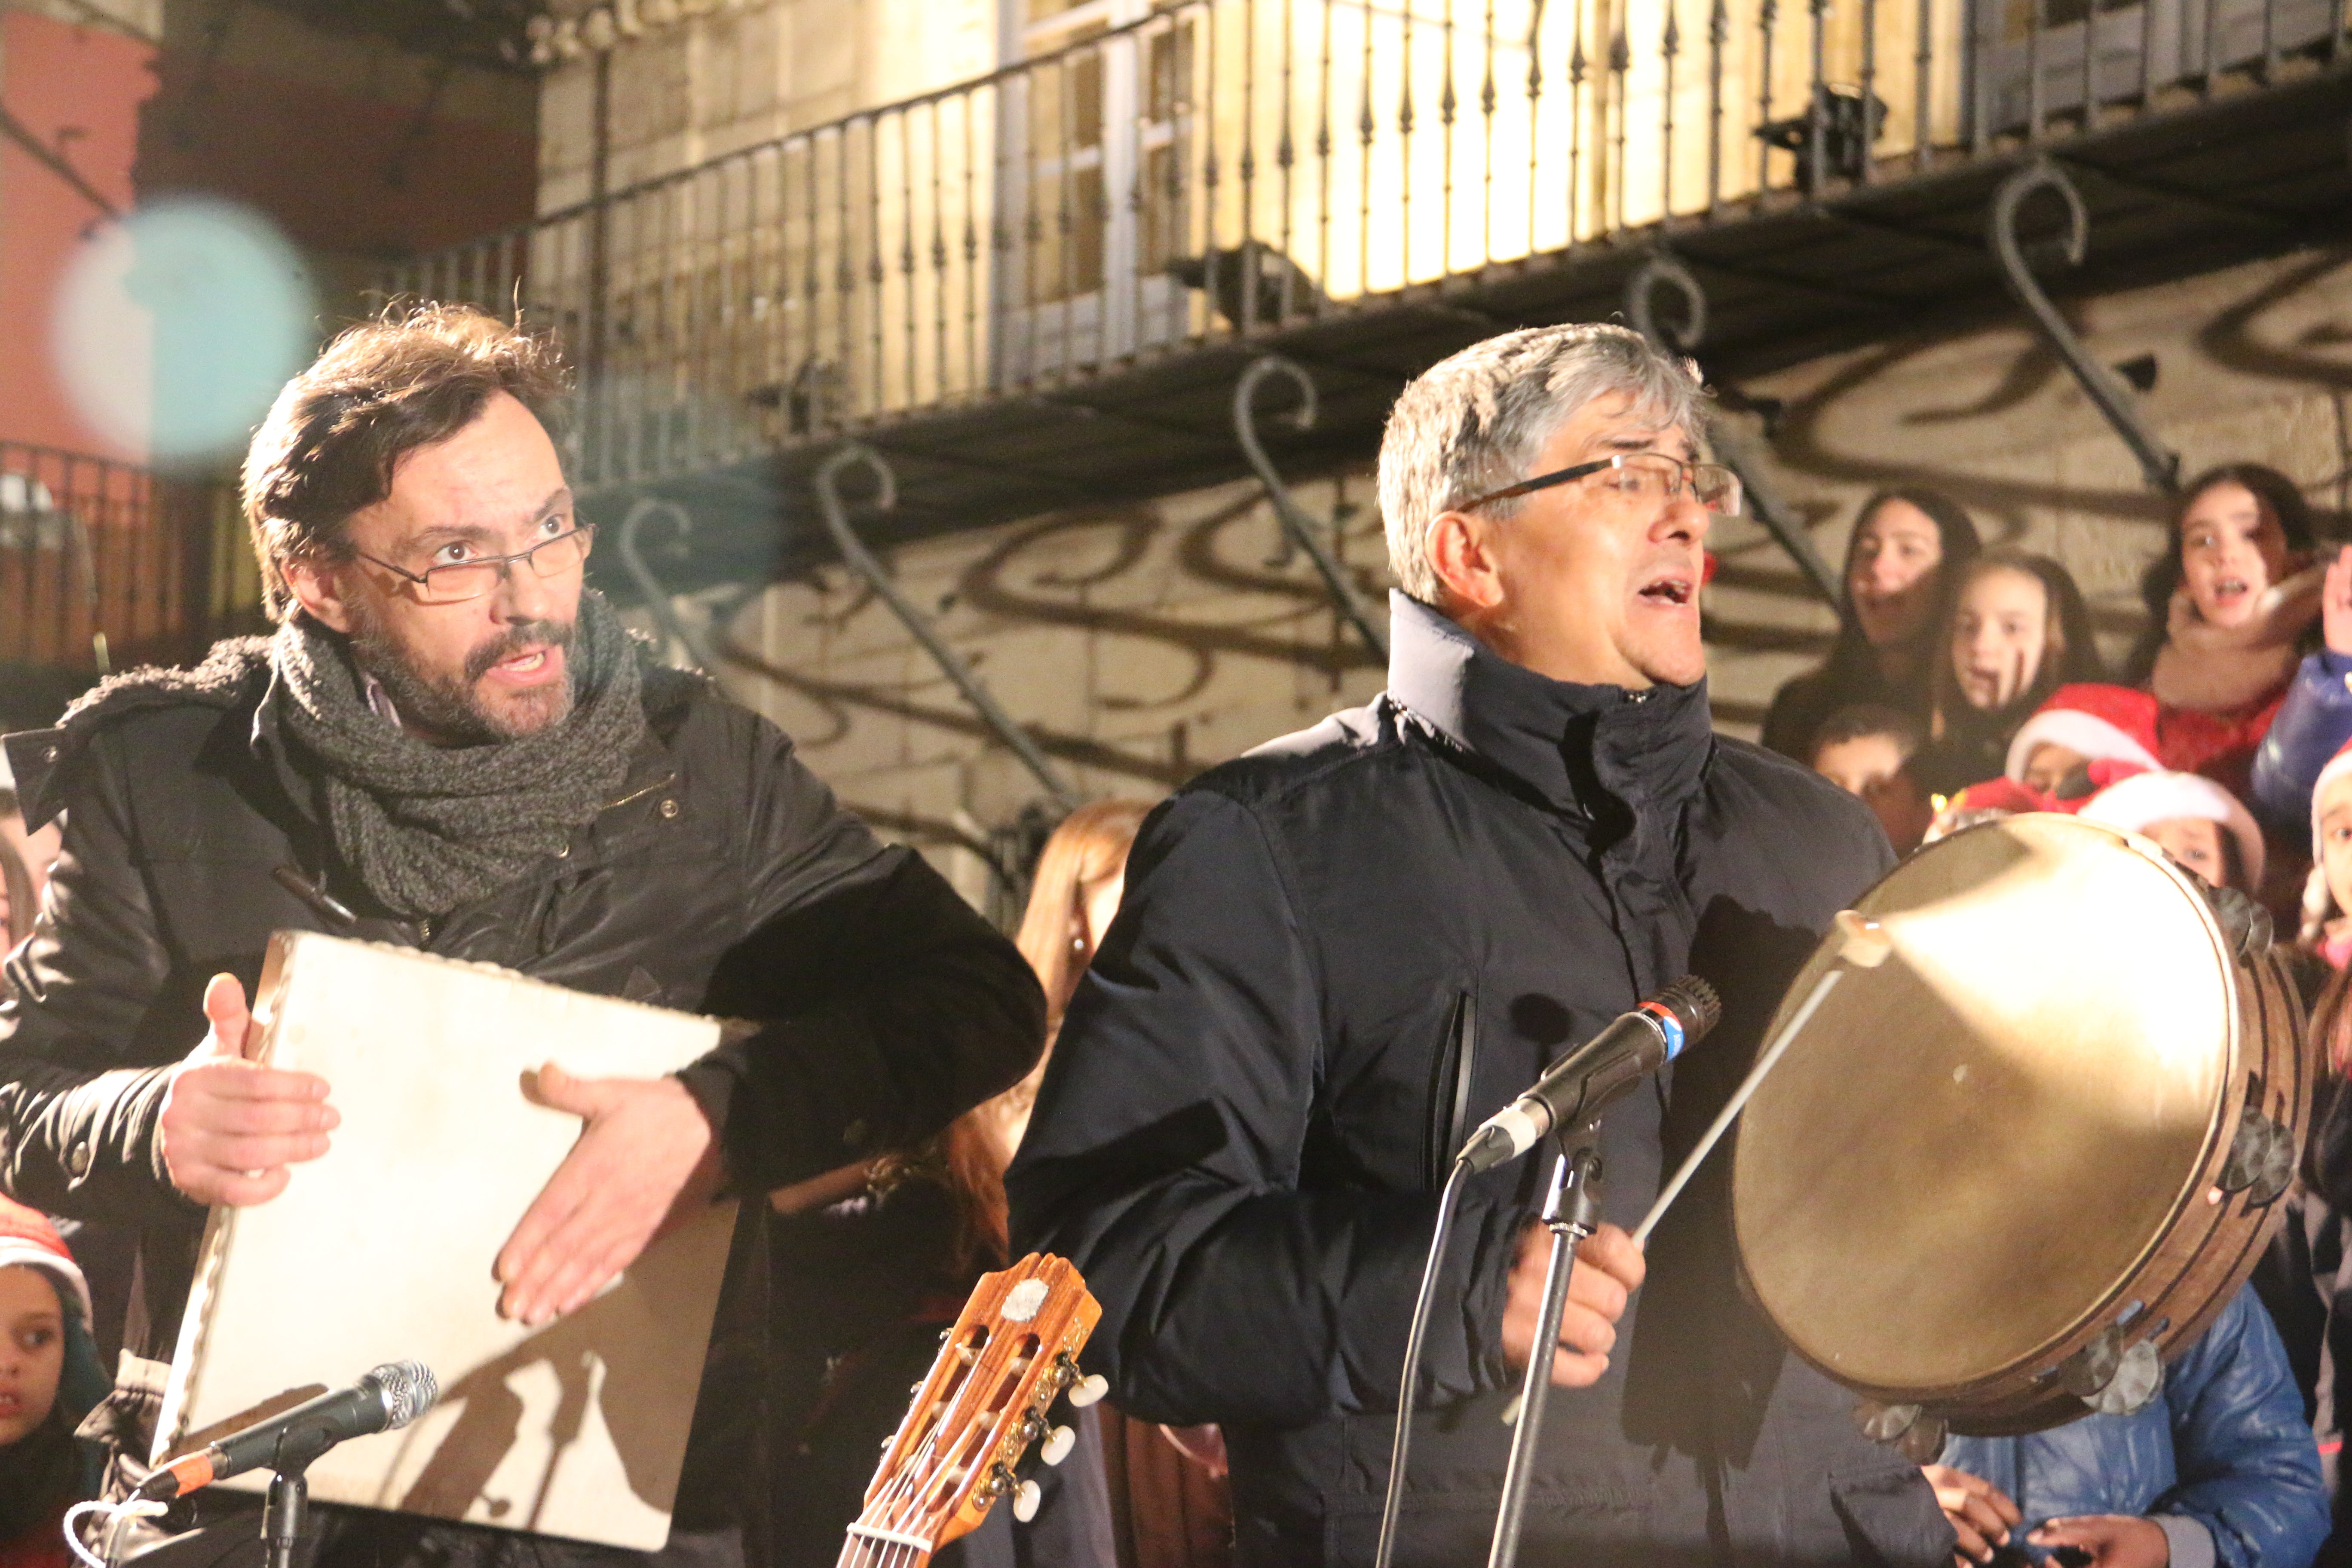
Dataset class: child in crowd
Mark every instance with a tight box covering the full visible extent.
[0,1198,104,1568]
[1807,704,1936,855]
[1925,1287,2327,1568]
[2252,542,2352,837]
[2006,685,2165,801]
[1914,551,2105,796]
[2126,465,2322,797]
[1763,489,1982,760]
[2078,769,2268,895]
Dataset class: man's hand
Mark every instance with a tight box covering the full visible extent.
[2324,544,2352,656]
[2029,1515,2169,1568]
[1498,1220,1645,1387]
[157,974,338,1207]
[1921,1463,2021,1565]
[495,1065,723,1326]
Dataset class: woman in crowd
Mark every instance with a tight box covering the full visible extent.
[1762,488,1982,760]
[1912,550,2104,797]
[765,804,1150,1568]
[0,1198,103,1568]
[2126,464,2322,797]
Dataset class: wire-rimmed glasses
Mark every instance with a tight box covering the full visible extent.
[353,524,596,605]
[1455,453,1742,518]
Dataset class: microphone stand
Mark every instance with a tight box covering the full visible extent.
[1486,1124,1605,1568]
[262,1469,307,1568]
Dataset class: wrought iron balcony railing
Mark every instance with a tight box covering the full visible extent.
[0,442,245,680]
[383,0,2348,497]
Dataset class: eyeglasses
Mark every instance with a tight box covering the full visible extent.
[354,524,596,606]
[1455,452,1743,518]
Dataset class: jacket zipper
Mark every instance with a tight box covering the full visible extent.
[1427,990,1480,1185]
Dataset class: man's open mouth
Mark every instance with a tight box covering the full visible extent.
[1638,575,1695,607]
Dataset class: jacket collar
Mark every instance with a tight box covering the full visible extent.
[1385,591,1714,820]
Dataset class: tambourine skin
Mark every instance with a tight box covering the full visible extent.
[1730,813,2313,1436]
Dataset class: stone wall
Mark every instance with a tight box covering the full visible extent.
[643,243,2352,902]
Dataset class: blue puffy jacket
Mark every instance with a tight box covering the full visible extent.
[2251,651,2352,833]
[1940,1288,2328,1568]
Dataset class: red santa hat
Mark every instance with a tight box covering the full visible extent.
[2079,769,2266,892]
[2004,684,2164,783]
[0,1195,90,1326]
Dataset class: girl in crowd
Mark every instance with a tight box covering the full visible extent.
[1762,489,1982,760]
[1912,550,2104,797]
[2126,464,2322,797]
[0,1198,103,1568]
[765,804,1150,1568]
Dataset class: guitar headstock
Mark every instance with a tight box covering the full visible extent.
[840,1253,1103,1567]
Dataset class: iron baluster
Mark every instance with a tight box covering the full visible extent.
[1915,0,1933,169]
[1989,160,2181,493]
[866,116,887,410]
[1278,0,1299,324]
[1317,0,1337,296]
[1482,0,1499,267]
[1241,0,1261,333]
[1807,0,1828,194]
[1662,0,1681,218]
[1624,255,1841,604]
[1708,0,1727,212]
[1859,0,1878,182]
[812,445,1081,811]
[1400,0,1415,282]
[1234,356,1390,663]
[1568,1,1587,242]
[962,95,980,398]
[1528,0,1549,243]
[1757,0,1777,194]
[1610,24,1630,232]
[1440,0,1459,281]
[1358,0,1377,292]
[1202,0,1223,336]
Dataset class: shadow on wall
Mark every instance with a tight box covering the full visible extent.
[715,485,1387,797]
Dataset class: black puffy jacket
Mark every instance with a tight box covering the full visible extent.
[0,639,1043,1552]
[1008,594,1954,1568]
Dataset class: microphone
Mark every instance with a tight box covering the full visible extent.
[135,1361,438,1501]
[1455,978,1721,1173]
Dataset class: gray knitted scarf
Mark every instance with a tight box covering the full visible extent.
[271,589,648,919]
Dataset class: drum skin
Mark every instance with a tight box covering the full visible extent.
[1731,813,2313,1436]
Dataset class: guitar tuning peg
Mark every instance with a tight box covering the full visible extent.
[1011,1479,1043,1523]
[1040,1425,1076,1466]
[1067,1374,1109,1409]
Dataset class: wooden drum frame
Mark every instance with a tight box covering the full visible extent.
[1731,813,2313,1445]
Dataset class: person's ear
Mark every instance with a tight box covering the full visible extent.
[1426,510,1505,614]
[280,550,358,635]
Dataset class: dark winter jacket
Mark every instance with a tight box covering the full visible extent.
[2251,651,2352,833]
[0,639,1044,1556]
[1940,1288,2327,1568]
[1007,593,1954,1568]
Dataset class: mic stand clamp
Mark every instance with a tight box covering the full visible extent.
[262,1471,306,1568]
[260,1426,337,1568]
[1486,1124,1606,1568]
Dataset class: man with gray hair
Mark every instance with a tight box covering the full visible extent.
[1011,323,1952,1566]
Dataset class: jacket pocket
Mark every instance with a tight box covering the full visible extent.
[1424,991,1479,1188]
[1828,1464,1957,1568]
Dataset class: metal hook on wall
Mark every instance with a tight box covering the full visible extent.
[1234,355,1390,664]
[616,496,721,671]
[1624,256,1841,605]
[1990,160,2182,495]
[814,444,1081,812]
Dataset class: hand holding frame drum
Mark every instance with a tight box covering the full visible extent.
[1730,813,2312,1451]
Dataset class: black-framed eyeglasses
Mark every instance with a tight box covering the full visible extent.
[354,524,596,606]
[1455,452,1743,518]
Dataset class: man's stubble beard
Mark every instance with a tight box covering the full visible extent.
[345,599,577,745]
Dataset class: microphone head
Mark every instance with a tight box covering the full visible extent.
[1654,977,1721,1047]
[364,1361,438,1432]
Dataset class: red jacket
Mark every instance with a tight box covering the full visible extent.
[2155,683,2290,802]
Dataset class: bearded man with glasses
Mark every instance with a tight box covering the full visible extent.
[1011,324,1952,1567]
[0,307,1043,1568]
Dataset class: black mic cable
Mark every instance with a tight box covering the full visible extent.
[1371,978,1720,1568]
